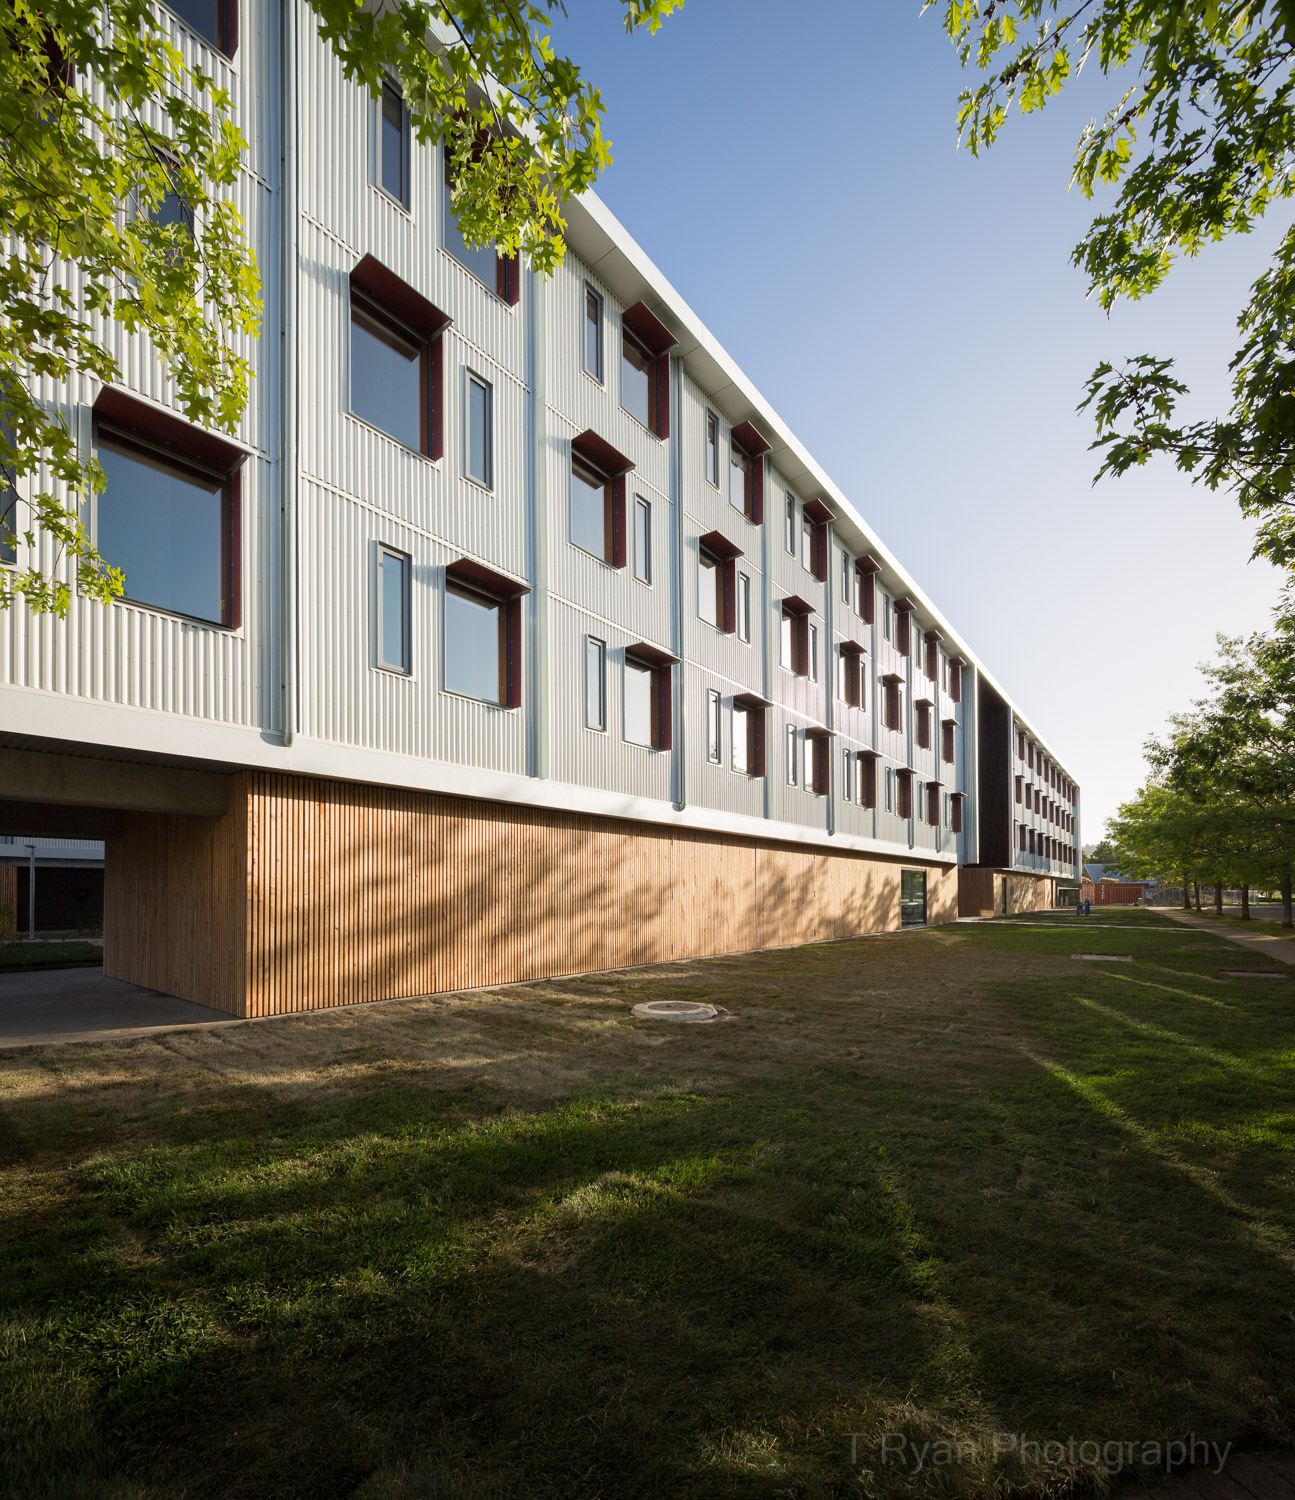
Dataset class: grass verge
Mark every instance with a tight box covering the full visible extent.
[1,909,1293,1498]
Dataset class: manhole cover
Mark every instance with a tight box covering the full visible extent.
[1072,954,1133,963]
[630,1000,720,1022]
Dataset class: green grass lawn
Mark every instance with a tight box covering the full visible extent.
[0,939,103,972]
[2,910,1294,1498]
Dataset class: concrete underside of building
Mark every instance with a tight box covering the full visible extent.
[957,866,1058,918]
[103,772,958,1018]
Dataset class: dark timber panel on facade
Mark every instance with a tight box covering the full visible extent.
[104,772,959,1017]
[976,676,1012,869]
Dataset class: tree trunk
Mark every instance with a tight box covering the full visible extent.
[1214,880,1224,915]
[1193,880,1202,912]
[1242,884,1251,921]
[1182,872,1193,911]
[1283,863,1293,930]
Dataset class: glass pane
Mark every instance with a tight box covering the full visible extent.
[785,496,795,552]
[97,442,223,623]
[900,870,927,927]
[733,706,748,773]
[707,692,720,760]
[729,448,747,511]
[468,377,490,484]
[444,178,498,285]
[780,613,792,667]
[352,312,421,450]
[380,551,406,669]
[634,498,650,582]
[625,659,653,746]
[445,586,500,702]
[167,0,222,48]
[585,638,604,729]
[381,86,404,200]
[738,573,749,640]
[571,464,606,558]
[585,290,602,379]
[698,552,718,626]
[786,727,797,784]
[621,335,651,426]
[1,479,17,565]
[706,415,717,483]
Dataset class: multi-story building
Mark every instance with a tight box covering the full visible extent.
[0,2,1078,1016]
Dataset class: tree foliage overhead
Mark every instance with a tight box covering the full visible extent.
[1,0,679,616]
[939,0,1295,566]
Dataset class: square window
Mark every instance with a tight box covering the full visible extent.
[585,636,606,731]
[706,689,721,764]
[379,80,409,206]
[376,545,411,673]
[445,583,504,703]
[737,571,751,643]
[466,372,492,487]
[584,286,603,381]
[705,411,719,486]
[633,496,652,583]
[95,434,233,626]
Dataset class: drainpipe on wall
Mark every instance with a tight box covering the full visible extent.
[26,844,36,941]
[760,455,771,824]
[823,524,834,839]
[527,262,548,781]
[671,354,685,812]
[279,0,299,748]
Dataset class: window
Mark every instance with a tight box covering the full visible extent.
[375,545,410,673]
[801,502,830,581]
[698,548,720,628]
[857,558,877,624]
[882,674,902,732]
[93,405,240,629]
[943,719,956,763]
[1018,730,1026,760]
[883,594,893,642]
[916,701,931,751]
[784,493,796,554]
[379,79,409,206]
[572,456,611,561]
[809,733,830,795]
[737,571,751,643]
[443,146,520,303]
[786,724,798,786]
[707,689,722,764]
[841,549,851,604]
[808,623,819,682]
[915,780,924,824]
[584,287,603,381]
[780,610,793,669]
[861,753,878,809]
[780,601,811,675]
[842,748,854,802]
[620,302,674,437]
[924,633,939,680]
[895,603,912,655]
[622,328,657,430]
[728,441,750,515]
[799,515,812,573]
[838,644,863,709]
[926,782,940,824]
[633,496,652,583]
[885,766,894,812]
[585,636,606,731]
[466,372,492,487]
[166,0,235,55]
[624,647,672,749]
[131,154,194,265]
[732,696,766,777]
[443,558,526,707]
[0,442,15,566]
[706,411,719,486]
[1028,741,1035,770]
[951,794,964,835]
[897,770,913,819]
[1019,823,1027,852]
[348,257,449,458]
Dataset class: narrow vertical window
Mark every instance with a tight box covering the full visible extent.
[584,286,603,381]
[707,689,722,764]
[737,571,751,642]
[376,546,411,673]
[622,327,656,429]
[784,492,796,554]
[705,411,719,485]
[585,636,606,731]
[0,455,16,567]
[786,724,798,786]
[780,610,793,669]
[841,549,851,603]
[380,79,409,206]
[633,495,652,583]
[733,703,749,773]
[728,442,749,514]
[842,748,854,803]
[883,595,892,642]
[808,623,819,682]
[698,548,720,627]
[466,373,492,487]
[799,514,812,573]
[885,767,894,812]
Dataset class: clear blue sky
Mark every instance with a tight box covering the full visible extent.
[551,0,1284,839]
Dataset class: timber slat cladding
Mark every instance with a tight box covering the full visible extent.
[107,771,959,1017]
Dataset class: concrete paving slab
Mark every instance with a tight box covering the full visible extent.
[1158,907,1295,965]
[0,966,237,1048]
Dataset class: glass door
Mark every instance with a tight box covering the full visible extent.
[900,869,927,928]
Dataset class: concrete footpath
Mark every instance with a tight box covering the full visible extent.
[1157,906,1295,965]
[0,967,236,1048]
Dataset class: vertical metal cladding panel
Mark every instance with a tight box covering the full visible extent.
[834,727,879,842]
[548,600,673,803]
[766,709,830,833]
[0,9,273,732]
[297,482,527,774]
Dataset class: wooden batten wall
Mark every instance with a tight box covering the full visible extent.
[0,865,16,933]
[958,867,1057,920]
[105,771,958,1018]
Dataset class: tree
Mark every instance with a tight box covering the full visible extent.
[1,0,679,615]
[1085,838,1120,864]
[939,1,1295,566]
